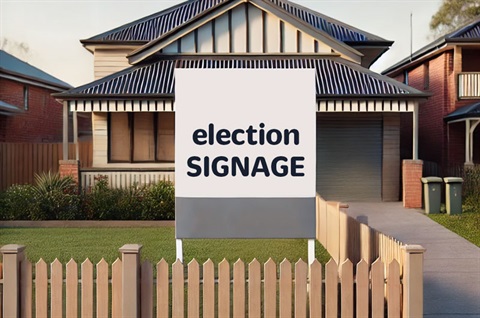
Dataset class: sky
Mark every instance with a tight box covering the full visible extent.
[0,0,443,87]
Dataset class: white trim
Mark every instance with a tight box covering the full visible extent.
[316,100,416,112]
[71,99,418,112]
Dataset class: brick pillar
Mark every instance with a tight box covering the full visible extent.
[402,160,423,208]
[59,160,80,183]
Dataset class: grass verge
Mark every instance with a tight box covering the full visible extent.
[0,227,331,265]
[428,209,480,247]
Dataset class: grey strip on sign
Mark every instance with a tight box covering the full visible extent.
[176,197,315,238]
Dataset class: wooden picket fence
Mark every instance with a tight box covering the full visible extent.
[316,195,406,272]
[0,142,92,191]
[1,243,425,318]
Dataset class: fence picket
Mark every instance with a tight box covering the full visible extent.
[325,259,338,318]
[52,259,64,316]
[309,259,322,318]
[157,259,169,318]
[141,261,154,318]
[81,259,94,318]
[187,259,200,318]
[218,259,230,318]
[340,259,353,318]
[249,259,261,318]
[35,259,48,318]
[20,259,32,318]
[172,260,184,318]
[202,259,215,318]
[0,253,423,318]
[388,260,401,318]
[0,262,2,317]
[264,258,276,318]
[96,259,109,318]
[66,259,78,318]
[233,259,246,318]
[112,258,122,318]
[371,259,384,318]
[356,260,369,318]
[279,259,292,318]
[294,259,308,318]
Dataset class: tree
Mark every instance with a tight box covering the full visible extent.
[430,0,480,37]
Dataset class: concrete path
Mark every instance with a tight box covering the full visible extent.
[345,202,480,317]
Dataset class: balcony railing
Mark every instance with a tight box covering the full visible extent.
[458,72,480,99]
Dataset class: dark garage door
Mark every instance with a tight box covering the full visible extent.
[316,113,382,202]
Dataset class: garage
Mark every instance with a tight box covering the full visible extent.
[316,113,382,202]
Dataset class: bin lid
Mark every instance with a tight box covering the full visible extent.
[421,176,443,183]
[443,177,463,183]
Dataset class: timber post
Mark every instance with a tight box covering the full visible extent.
[1,244,26,318]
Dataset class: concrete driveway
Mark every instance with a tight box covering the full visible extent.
[344,202,480,318]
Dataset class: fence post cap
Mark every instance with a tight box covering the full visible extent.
[119,244,143,254]
[0,244,26,254]
[402,244,426,254]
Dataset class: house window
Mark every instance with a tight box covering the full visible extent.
[109,112,175,163]
[424,62,430,90]
[23,86,29,110]
[404,70,409,85]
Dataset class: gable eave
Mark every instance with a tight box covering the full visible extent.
[128,0,246,64]
[128,0,364,65]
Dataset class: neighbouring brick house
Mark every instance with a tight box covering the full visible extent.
[56,0,429,204]
[0,50,91,143]
[383,18,480,175]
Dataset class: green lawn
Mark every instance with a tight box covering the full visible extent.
[428,209,480,247]
[0,227,331,265]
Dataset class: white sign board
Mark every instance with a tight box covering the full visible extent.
[175,68,316,238]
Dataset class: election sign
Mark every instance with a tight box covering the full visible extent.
[175,68,316,238]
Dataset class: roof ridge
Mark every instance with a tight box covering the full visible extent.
[81,0,389,45]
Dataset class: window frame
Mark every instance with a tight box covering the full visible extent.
[108,112,175,163]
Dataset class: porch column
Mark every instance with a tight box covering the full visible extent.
[63,101,69,160]
[413,103,419,160]
[467,119,480,164]
[73,110,79,161]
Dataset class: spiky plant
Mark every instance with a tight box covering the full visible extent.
[33,171,75,196]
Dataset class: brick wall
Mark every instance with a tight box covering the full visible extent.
[402,160,423,208]
[396,48,478,172]
[59,160,80,184]
[0,78,91,143]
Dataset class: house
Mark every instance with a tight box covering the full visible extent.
[55,0,428,203]
[0,50,91,143]
[383,17,480,175]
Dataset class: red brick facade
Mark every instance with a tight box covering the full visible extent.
[392,47,480,174]
[0,78,63,142]
[0,78,91,143]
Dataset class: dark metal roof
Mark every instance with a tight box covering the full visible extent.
[0,50,72,90]
[0,100,23,116]
[445,102,480,122]
[82,0,388,45]
[56,56,426,98]
[383,17,480,75]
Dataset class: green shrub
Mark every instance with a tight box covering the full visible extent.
[31,172,79,220]
[1,174,176,220]
[0,184,37,220]
[85,176,124,220]
[141,181,175,220]
[463,166,480,213]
